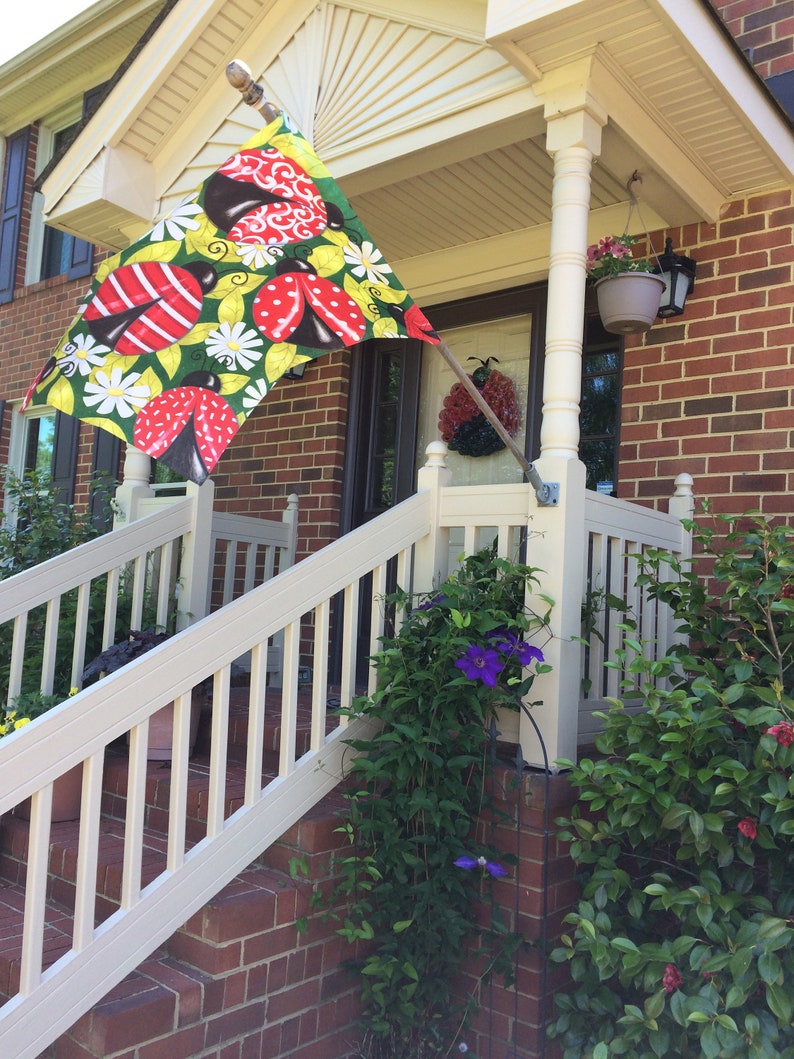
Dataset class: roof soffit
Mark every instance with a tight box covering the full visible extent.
[0,0,169,136]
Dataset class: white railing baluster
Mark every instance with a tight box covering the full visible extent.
[8,612,28,704]
[369,563,387,696]
[279,622,300,776]
[311,600,330,749]
[102,567,120,651]
[166,691,193,872]
[222,542,237,605]
[71,583,91,690]
[207,668,231,837]
[339,581,359,715]
[130,554,146,630]
[73,756,102,951]
[40,596,61,694]
[121,719,149,909]
[156,540,174,629]
[245,643,268,805]
[18,787,53,995]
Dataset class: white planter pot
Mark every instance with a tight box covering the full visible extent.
[594,272,666,335]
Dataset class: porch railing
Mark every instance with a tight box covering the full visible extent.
[0,448,694,1057]
[0,486,299,707]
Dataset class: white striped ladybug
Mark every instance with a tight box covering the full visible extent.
[204,149,329,246]
[83,261,218,357]
[252,258,366,349]
[133,370,238,484]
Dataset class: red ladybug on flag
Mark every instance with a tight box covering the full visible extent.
[203,148,329,246]
[252,258,367,350]
[83,261,218,357]
[133,370,238,485]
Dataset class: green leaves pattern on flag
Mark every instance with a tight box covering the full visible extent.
[23,113,437,484]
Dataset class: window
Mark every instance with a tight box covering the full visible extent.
[27,117,93,286]
[7,405,79,508]
[580,314,623,494]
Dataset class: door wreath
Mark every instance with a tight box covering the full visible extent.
[438,357,520,457]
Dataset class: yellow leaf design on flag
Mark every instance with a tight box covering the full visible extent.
[309,242,345,279]
[218,290,245,326]
[82,417,129,441]
[94,253,119,286]
[265,344,308,382]
[269,133,331,182]
[137,366,163,399]
[183,213,224,257]
[344,275,379,322]
[366,282,408,307]
[124,240,181,266]
[156,344,182,379]
[373,317,402,340]
[46,375,75,416]
[98,353,141,377]
[217,373,251,395]
[207,271,258,300]
[179,321,217,346]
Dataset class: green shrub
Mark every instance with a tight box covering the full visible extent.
[550,513,794,1058]
[319,545,551,1058]
[0,467,117,699]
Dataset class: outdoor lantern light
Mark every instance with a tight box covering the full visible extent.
[655,237,697,318]
[284,361,307,379]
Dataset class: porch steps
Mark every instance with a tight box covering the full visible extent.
[0,688,363,1058]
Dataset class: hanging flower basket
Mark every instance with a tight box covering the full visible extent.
[594,272,665,335]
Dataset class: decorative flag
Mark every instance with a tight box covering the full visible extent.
[23,114,439,484]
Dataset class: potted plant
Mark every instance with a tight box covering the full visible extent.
[586,234,665,335]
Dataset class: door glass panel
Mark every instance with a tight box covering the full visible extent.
[416,314,532,486]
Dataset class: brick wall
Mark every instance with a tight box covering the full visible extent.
[619,189,794,519]
[712,0,794,78]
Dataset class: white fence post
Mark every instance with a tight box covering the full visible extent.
[176,480,216,629]
[413,441,453,593]
[669,473,695,553]
[521,455,587,769]
[282,492,300,567]
[113,446,154,526]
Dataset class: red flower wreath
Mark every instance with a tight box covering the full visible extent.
[438,358,520,457]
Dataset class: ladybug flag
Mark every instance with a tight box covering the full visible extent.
[23,113,439,485]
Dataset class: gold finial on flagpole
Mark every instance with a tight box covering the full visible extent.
[226,60,279,123]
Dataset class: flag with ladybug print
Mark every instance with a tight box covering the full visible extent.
[23,113,439,485]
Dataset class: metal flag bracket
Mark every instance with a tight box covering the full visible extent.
[225,61,559,508]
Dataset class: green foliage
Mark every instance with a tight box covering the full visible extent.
[0,467,117,701]
[320,545,551,1058]
[0,467,115,578]
[550,513,794,1058]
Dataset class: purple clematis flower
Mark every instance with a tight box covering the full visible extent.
[417,593,446,611]
[496,632,544,666]
[454,854,509,879]
[454,644,504,687]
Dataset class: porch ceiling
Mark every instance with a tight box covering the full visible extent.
[34,0,794,302]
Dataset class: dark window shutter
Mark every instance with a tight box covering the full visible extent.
[89,427,120,530]
[50,412,80,504]
[67,236,93,281]
[0,128,31,305]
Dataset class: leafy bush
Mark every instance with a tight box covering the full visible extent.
[550,513,794,1058]
[320,545,551,1058]
[0,467,117,699]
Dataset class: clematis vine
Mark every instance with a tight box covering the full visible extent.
[492,629,544,666]
[454,854,509,879]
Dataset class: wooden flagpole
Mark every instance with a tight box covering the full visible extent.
[225,61,558,506]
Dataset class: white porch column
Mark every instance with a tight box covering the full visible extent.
[520,79,606,769]
[540,93,606,459]
[113,445,154,526]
